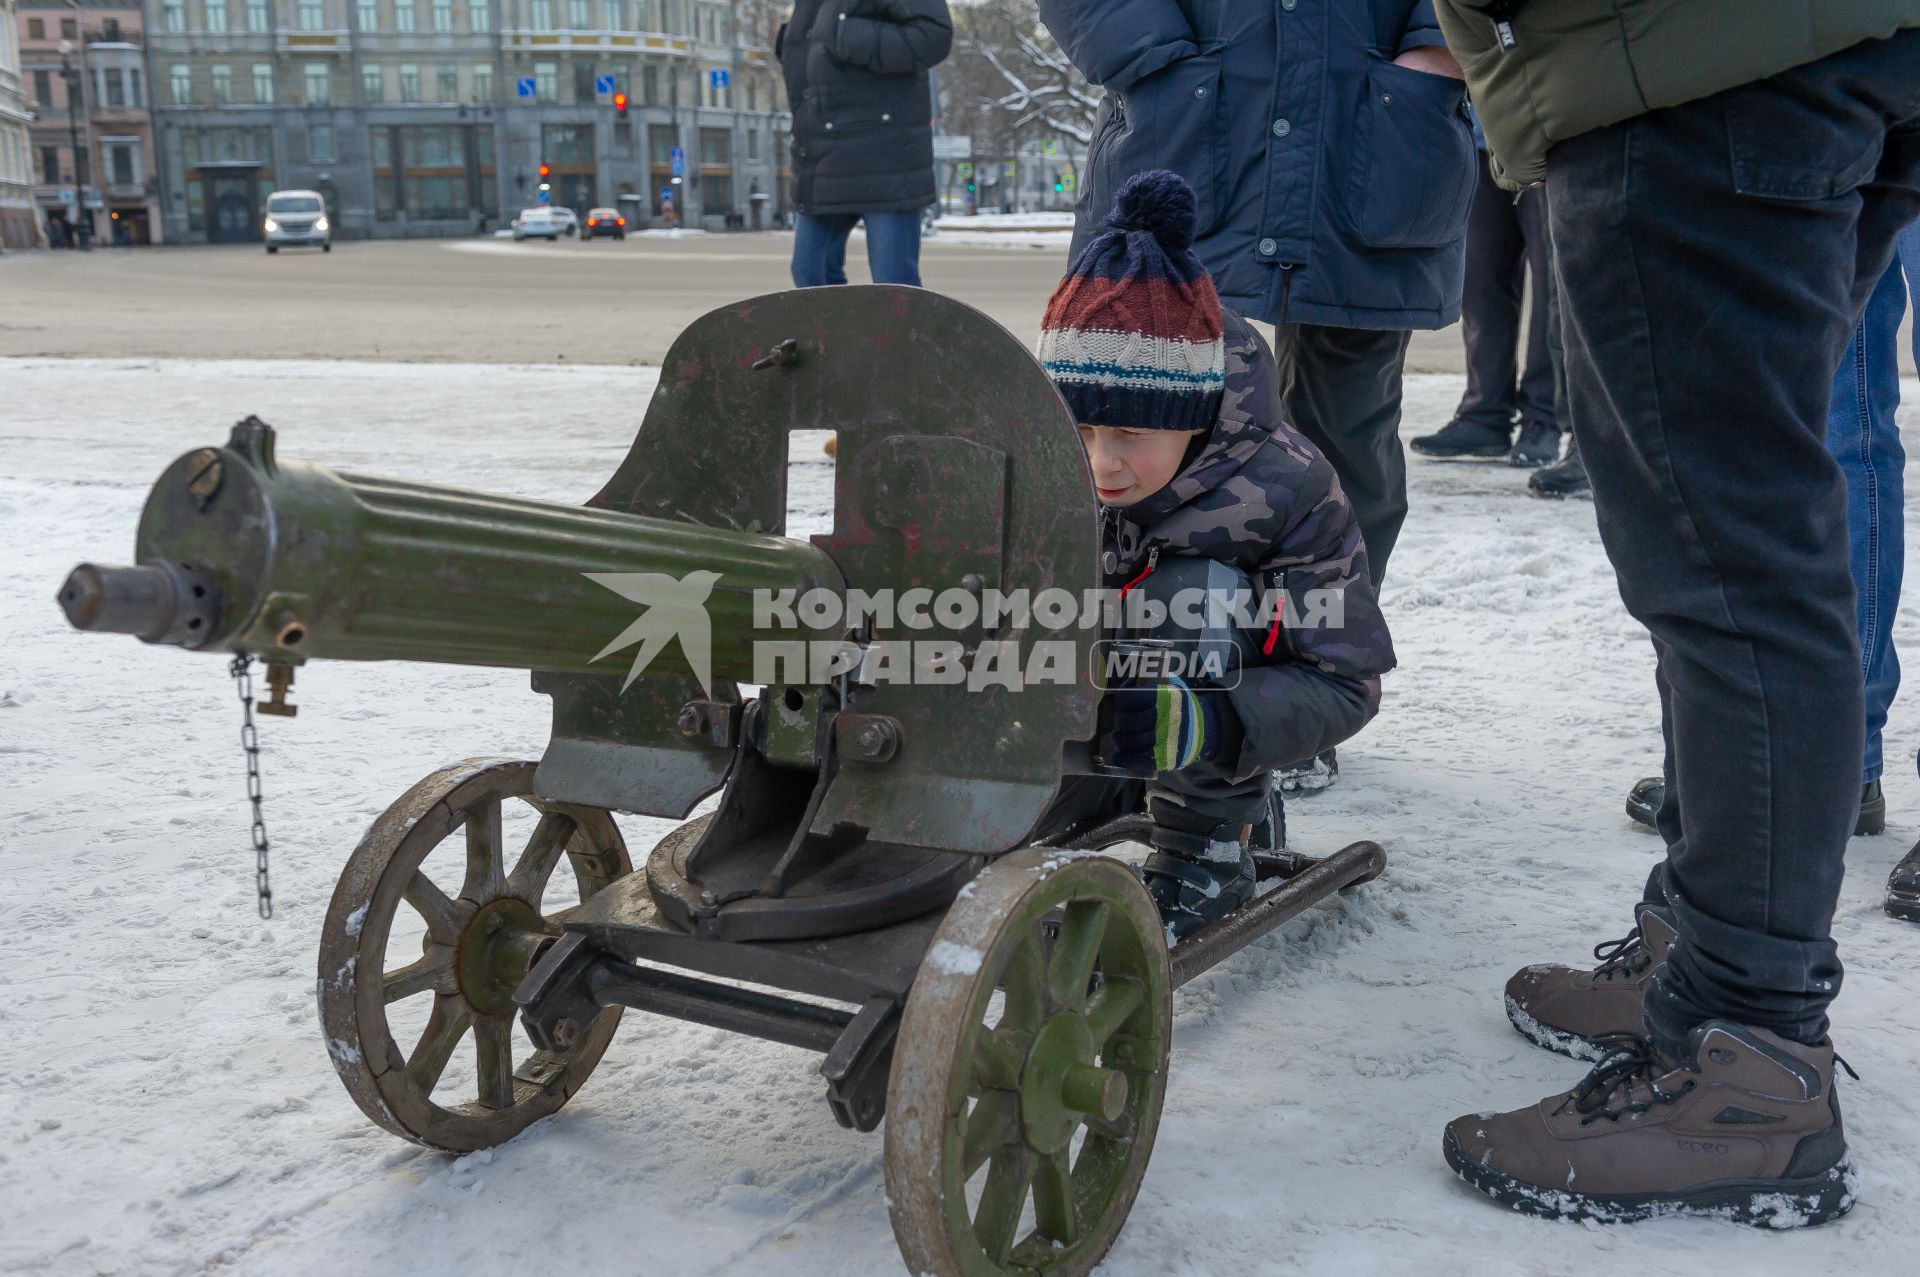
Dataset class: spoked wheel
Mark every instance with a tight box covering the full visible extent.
[886,851,1172,1276]
[317,758,631,1152]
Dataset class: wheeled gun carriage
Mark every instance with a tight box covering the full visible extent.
[58,288,1383,1277]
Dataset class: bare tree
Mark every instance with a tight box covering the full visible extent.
[939,0,1100,209]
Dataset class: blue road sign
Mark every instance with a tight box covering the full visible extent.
[669,146,685,177]
[595,73,616,95]
[710,69,730,89]
[515,76,536,98]
[537,190,551,204]
[660,188,674,204]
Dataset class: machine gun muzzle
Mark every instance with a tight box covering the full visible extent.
[59,416,846,684]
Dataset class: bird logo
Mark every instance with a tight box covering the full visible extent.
[584,570,722,694]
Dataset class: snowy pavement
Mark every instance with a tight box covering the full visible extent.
[4,357,1919,1276]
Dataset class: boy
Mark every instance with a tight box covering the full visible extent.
[1032,171,1396,940]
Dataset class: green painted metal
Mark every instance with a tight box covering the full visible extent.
[887,853,1171,1276]
[130,417,846,682]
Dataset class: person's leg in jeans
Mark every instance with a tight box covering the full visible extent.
[1826,255,1910,791]
[1271,324,1412,585]
[1548,40,1920,1054]
[858,210,926,287]
[790,212,859,287]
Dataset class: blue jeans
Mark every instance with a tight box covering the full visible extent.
[1830,221,1920,783]
[790,211,924,288]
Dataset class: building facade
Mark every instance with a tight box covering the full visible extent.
[0,0,41,248]
[145,0,790,243]
[18,2,162,245]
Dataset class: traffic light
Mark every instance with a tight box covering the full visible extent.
[613,91,628,118]
[538,163,550,180]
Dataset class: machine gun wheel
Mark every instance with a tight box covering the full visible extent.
[317,758,632,1152]
[885,851,1171,1276]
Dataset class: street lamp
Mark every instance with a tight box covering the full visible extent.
[57,38,92,251]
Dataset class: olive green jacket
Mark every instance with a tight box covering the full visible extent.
[1435,0,1920,187]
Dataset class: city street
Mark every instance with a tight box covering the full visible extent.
[3,232,1476,371]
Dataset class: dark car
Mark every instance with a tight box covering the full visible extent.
[583,207,627,240]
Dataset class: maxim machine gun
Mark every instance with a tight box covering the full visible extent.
[58,288,1383,1277]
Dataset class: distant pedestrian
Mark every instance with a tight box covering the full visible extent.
[1411,124,1560,467]
[777,0,953,288]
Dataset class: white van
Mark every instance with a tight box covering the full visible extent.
[264,190,332,254]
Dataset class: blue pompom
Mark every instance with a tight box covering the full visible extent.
[1104,170,1198,250]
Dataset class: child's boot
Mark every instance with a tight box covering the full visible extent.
[1142,820,1257,943]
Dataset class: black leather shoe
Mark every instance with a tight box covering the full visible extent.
[1508,421,1561,468]
[1412,417,1513,459]
[1528,439,1591,497]
[1887,838,1920,922]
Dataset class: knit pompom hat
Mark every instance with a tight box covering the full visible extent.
[1038,170,1226,432]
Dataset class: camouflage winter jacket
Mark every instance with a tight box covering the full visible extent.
[1102,312,1396,779]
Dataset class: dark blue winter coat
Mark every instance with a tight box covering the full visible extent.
[1038,0,1475,331]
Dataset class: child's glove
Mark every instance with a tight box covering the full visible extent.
[1104,677,1244,776]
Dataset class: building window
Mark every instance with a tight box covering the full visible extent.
[104,18,122,40]
[207,0,229,32]
[299,0,326,30]
[248,0,270,32]
[573,62,596,102]
[433,0,452,31]
[530,0,552,30]
[170,64,193,104]
[699,125,729,167]
[104,69,126,107]
[747,76,756,113]
[61,18,76,38]
[534,61,557,101]
[433,64,455,100]
[568,0,589,28]
[396,3,416,32]
[604,0,622,29]
[33,71,52,108]
[473,63,493,99]
[107,143,137,188]
[469,1,489,32]
[305,63,330,104]
[310,123,335,161]
[642,63,657,105]
[163,0,185,32]
[131,68,144,107]
[254,64,274,103]
[747,128,757,161]
[41,145,59,184]
[27,18,43,39]
[399,64,421,102]
[211,65,233,105]
[357,0,377,30]
[363,66,383,102]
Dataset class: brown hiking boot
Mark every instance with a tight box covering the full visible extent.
[1504,904,1676,1061]
[1444,1021,1856,1227]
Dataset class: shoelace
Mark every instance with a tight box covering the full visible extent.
[1554,1033,1696,1126]
[1589,926,1652,982]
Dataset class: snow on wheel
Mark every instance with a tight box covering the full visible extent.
[316,758,631,1152]
[886,851,1171,1276]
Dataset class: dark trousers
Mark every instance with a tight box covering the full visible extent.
[1457,151,1556,433]
[1551,31,1920,1052]
[1272,323,1413,584]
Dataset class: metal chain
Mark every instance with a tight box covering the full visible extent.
[230,655,274,919]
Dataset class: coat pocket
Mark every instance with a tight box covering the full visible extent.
[1348,59,1476,249]
[1094,51,1228,238]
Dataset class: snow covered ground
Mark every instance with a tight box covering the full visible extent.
[4,357,1919,1277]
